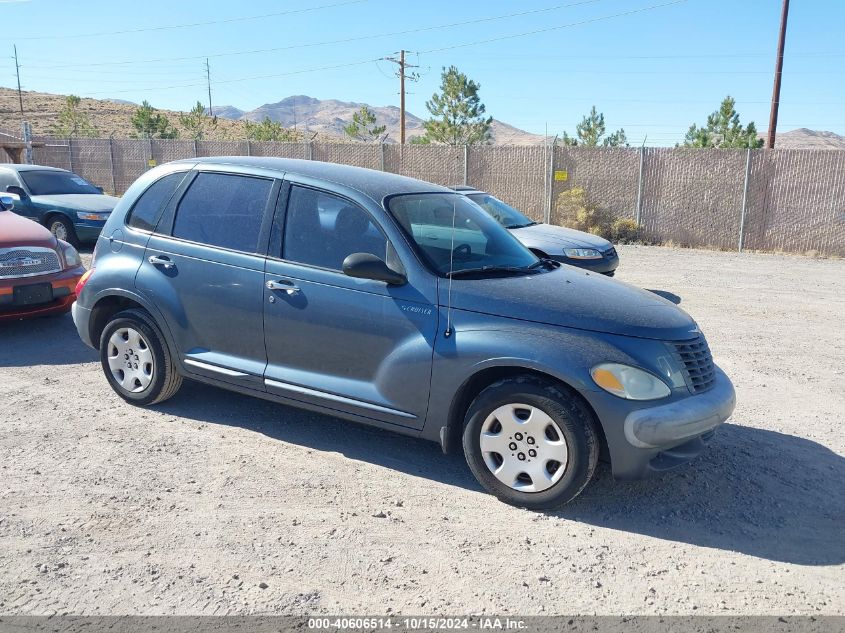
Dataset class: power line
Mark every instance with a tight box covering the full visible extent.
[23,0,610,70]
[417,0,688,54]
[12,0,367,41]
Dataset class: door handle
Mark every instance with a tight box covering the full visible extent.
[148,255,175,269]
[266,279,301,295]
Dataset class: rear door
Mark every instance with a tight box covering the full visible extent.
[135,167,280,390]
[262,180,437,429]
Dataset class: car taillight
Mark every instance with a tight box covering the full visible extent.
[75,269,94,296]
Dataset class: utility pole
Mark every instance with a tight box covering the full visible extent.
[13,45,24,116]
[766,0,789,149]
[384,50,418,144]
[205,58,213,117]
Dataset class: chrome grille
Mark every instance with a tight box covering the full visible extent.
[671,335,716,394]
[0,247,61,279]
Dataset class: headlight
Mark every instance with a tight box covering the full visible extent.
[76,211,108,221]
[58,239,82,268]
[564,248,601,259]
[591,363,671,400]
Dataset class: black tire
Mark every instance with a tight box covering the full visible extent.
[99,308,182,406]
[46,214,79,247]
[462,376,599,510]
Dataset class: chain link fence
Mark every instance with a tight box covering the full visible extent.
[16,135,844,256]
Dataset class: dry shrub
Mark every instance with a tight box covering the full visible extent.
[555,187,642,243]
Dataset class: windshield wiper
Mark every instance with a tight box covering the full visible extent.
[505,221,539,229]
[446,265,537,278]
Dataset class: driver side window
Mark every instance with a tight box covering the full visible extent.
[283,186,389,271]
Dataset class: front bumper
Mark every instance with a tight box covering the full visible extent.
[0,266,85,321]
[74,222,107,243]
[588,366,736,480]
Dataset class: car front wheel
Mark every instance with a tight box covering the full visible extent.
[47,215,79,247]
[462,376,599,509]
[99,308,182,405]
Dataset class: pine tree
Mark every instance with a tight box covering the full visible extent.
[50,95,99,138]
[179,101,216,140]
[563,106,627,147]
[243,117,301,142]
[683,96,763,148]
[344,106,386,142]
[423,66,492,146]
[130,101,178,139]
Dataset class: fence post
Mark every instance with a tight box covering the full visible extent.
[306,141,313,160]
[193,139,199,157]
[67,138,74,172]
[108,138,117,195]
[463,145,469,185]
[22,121,33,164]
[380,143,386,171]
[738,148,752,252]
[635,146,645,225]
[545,137,556,224]
[246,140,251,157]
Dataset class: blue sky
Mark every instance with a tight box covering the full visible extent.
[2,0,843,145]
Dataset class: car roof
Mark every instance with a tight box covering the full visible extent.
[173,156,454,202]
[0,163,71,173]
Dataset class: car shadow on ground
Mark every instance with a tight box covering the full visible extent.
[0,313,97,366]
[162,380,843,567]
[646,289,682,304]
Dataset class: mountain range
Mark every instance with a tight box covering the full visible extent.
[209,95,544,145]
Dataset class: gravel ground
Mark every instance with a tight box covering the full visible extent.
[0,245,842,616]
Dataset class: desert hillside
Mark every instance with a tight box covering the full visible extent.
[0,87,543,145]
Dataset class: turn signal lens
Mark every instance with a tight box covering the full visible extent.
[591,363,671,401]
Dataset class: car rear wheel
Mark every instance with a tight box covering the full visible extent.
[462,376,599,509]
[99,308,182,405]
[47,215,79,247]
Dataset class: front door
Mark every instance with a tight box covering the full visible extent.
[135,170,278,390]
[262,183,437,429]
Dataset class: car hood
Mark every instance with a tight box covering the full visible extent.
[509,223,612,253]
[0,211,57,249]
[438,265,697,341]
[32,193,119,213]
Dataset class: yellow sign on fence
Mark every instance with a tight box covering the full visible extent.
[147,159,157,168]
[554,170,569,182]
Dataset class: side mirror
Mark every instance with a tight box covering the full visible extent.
[95,186,105,194]
[0,195,14,211]
[342,253,406,286]
[6,185,27,199]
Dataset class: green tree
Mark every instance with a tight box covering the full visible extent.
[50,95,99,138]
[178,101,216,140]
[130,101,178,139]
[344,105,386,142]
[422,66,492,146]
[243,117,301,142]
[562,106,627,147]
[683,96,763,148]
[409,134,432,145]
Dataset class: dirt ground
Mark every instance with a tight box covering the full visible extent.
[0,245,842,616]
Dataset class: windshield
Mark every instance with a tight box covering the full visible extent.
[466,193,535,229]
[388,193,538,276]
[20,170,100,196]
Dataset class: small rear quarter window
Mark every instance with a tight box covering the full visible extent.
[126,172,189,232]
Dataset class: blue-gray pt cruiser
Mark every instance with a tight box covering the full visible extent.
[72,157,736,509]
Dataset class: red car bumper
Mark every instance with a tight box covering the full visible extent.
[0,265,86,321]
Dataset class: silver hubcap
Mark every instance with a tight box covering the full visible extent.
[480,403,569,493]
[51,221,68,241]
[107,327,154,393]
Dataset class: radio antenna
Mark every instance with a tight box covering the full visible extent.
[444,197,457,338]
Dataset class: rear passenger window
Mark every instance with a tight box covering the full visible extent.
[172,173,272,253]
[127,172,188,232]
[283,186,388,270]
